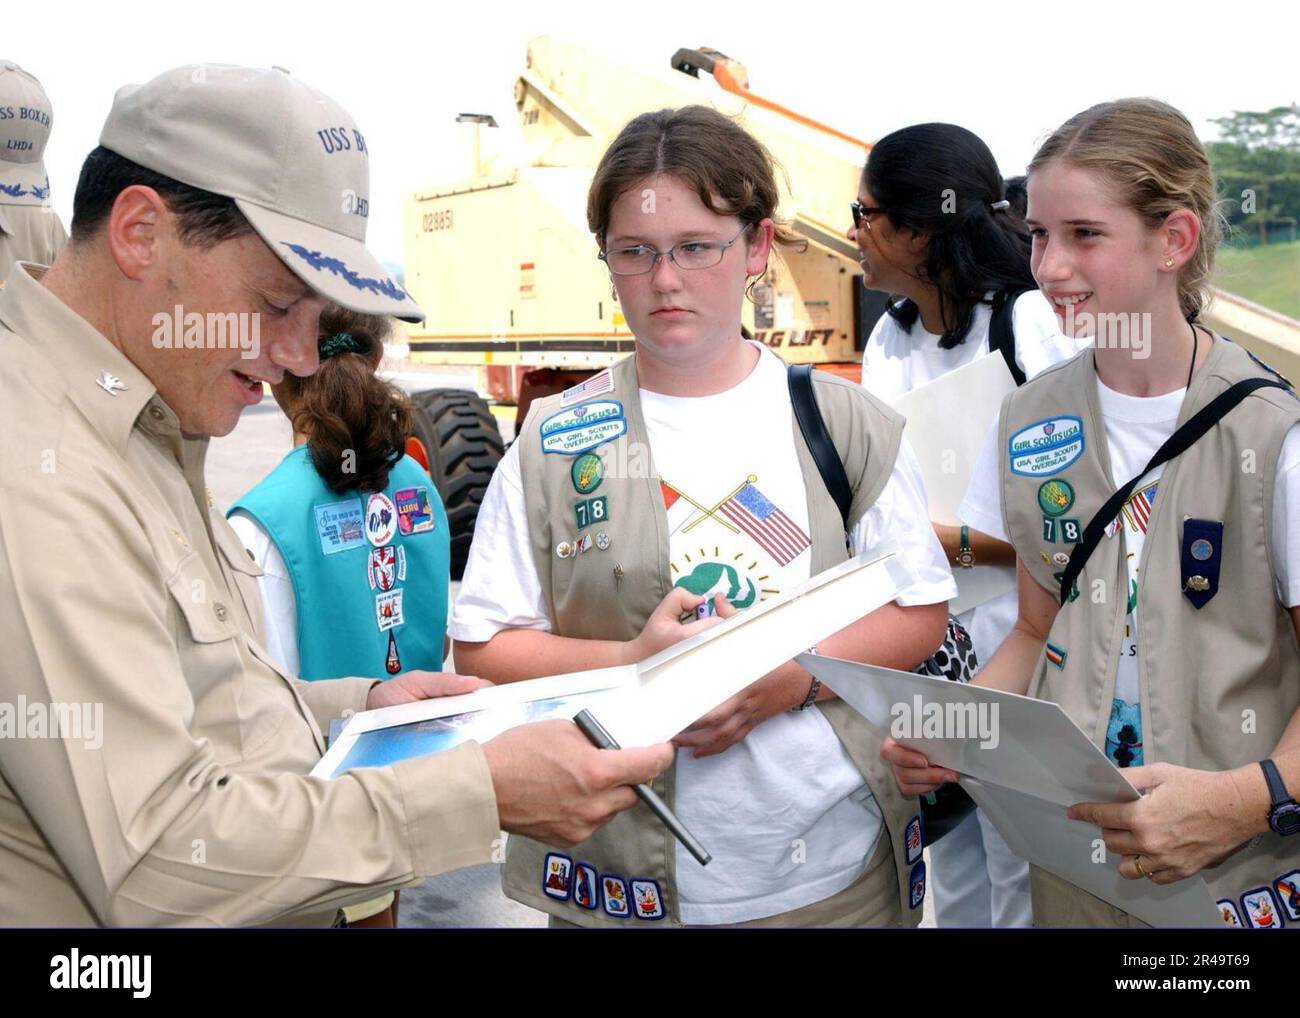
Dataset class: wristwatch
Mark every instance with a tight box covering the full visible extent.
[1260,758,1300,836]
[956,525,975,569]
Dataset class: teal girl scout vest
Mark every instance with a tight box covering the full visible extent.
[230,446,449,681]
[999,339,1300,929]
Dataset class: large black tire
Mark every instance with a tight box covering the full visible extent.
[408,389,504,579]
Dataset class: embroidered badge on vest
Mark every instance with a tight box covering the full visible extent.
[541,400,627,455]
[560,369,615,408]
[1041,517,1082,543]
[1038,479,1075,517]
[542,852,573,901]
[1008,416,1085,477]
[1180,519,1223,609]
[1217,899,1244,927]
[364,492,398,547]
[905,814,924,865]
[1045,642,1068,669]
[1240,886,1284,929]
[314,498,366,555]
[1051,572,1080,602]
[375,589,404,631]
[908,860,927,909]
[1275,870,1300,922]
[571,452,604,494]
[631,879,665,920]
[601,874,630,917]
[574,495,609,530]
[573,863,598,910]
[394,486,436,535]
[367,545,406,592]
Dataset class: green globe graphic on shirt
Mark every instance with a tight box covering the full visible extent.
[673,560,759,609]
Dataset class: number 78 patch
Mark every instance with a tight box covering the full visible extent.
[1043,517,1081,543]
[574,496,609,530]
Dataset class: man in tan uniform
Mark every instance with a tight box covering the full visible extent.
[0,61,67,273]
[0,64,671,927]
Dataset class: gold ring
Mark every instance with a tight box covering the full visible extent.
[1134,855,1148,878]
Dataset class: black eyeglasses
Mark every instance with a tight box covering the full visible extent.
[851,201,886,230]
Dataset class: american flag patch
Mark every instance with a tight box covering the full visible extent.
[560,370,615,408]
[1122,482,1159,534]
[719,481,810,565]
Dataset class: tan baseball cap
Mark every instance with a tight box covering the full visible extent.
[0,61,54,207]
[99,64,422,322]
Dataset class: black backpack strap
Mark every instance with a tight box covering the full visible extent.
[1057,376,1289,605]
[788,364,852,531]
[987,288,1032,387]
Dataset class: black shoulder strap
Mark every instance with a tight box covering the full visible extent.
[788,364,852,530]
[987,288,1032,387]
[1057,376,1289,605]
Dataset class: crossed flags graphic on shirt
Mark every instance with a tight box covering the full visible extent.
[660,476,810,566]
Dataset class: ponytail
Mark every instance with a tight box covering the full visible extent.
[279,307,413,495]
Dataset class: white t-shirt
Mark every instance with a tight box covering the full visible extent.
[960,373,1300,768]
[860,290,1086,666]
[859,290,1081,396]
[450,343,957,925]
[227,509,453,679]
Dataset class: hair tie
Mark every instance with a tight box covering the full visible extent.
[319,331,364,360]
[988,199,1011,212]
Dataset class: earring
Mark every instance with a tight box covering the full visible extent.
[1164,257,1175,268]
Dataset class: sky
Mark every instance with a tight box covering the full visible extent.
[12,0,1298,267]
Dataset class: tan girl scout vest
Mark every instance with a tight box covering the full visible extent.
[500,351,932,927]
[999,339,1300,929]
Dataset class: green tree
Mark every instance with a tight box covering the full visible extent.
[1208,104,1300,245]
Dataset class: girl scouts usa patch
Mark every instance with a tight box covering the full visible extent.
[1008,416,1084,477]
[540,400,627,455]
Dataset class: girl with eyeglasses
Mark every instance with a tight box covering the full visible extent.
[450,104,958,928]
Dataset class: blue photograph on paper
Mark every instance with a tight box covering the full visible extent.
[326,693,598,778]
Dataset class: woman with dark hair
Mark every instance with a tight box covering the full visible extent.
[852,123,1087,927]
[228,306,455,927]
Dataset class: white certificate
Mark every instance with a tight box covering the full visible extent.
[888,353,1018,614]
[313,545,911,776]
[796,654,1222,927]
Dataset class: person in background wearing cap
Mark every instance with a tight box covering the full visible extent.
[0,61,67,274]
[227,305,452,928]
[0,64,672,927]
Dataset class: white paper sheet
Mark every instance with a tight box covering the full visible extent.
[795,654,1222,926]
[310,666,637,779]
[593,544,913,748]
[888,353,1018,614]
[313,546,911,777]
